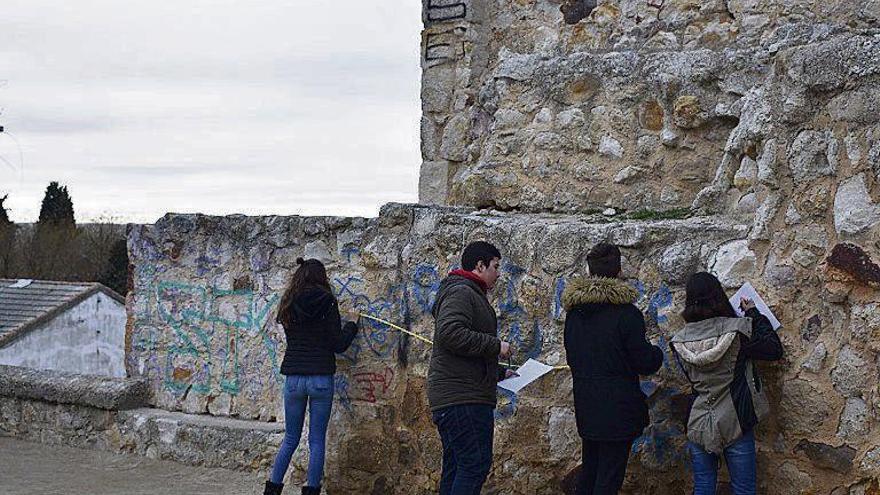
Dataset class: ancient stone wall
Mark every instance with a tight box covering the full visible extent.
[419,0,880,220]
[0,365,282,471]
[125,204,880,494]
[413,4,880,490]
[118,1,880,493]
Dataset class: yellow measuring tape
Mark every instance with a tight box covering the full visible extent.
[358,313,569,370]
[359,313,434,345]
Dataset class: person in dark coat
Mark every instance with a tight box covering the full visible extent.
[671,272,783,495]
[427,241,514,495]
[562,243,663,495]
[263,258,358,495]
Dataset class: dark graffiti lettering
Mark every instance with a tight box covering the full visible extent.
[426,0,467,23]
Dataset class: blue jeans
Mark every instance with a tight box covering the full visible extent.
[688,429,757,495]
[432,404,495,495]
[269,374,334,487]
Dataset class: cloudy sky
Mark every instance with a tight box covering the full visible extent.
[0,0,422,223]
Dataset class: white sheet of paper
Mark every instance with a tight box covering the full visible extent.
[9,279,33,288]
[497,358,554,394]
[729,282,782,330]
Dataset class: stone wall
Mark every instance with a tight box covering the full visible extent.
[419,0,880,220]
[125,204,880,494]
[115,1,880,492]
[0,365,282,471]
[413,2,880,490]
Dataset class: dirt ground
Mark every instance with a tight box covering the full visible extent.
[0,437,267,495]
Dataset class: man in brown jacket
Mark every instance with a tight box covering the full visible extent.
[427,241,513,495]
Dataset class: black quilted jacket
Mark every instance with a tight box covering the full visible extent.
[279,287,358,376]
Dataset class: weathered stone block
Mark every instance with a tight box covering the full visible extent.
[795,440,857,473]
[419,161,451,206]
[779,379,833,438]
[831,346,873,398]
[0,365,150,411]
[709,240,756,289]
[801,342,827,373]
[838,398,871,441]
[834,175,880,236]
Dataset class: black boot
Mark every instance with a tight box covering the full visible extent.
[263,481,284,495]
[301,486,321,495]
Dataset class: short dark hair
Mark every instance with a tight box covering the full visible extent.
[461,241,501,271]
[587,242,621,278]
[681,272,738,323]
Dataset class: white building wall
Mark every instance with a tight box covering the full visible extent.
[0,292,127,377]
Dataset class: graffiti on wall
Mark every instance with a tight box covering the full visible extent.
[425,0,467,23]
[129,275,280,401]
[130,249,686,465]
[333,275,405,362]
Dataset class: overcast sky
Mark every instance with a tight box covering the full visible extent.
[0,0,422,223]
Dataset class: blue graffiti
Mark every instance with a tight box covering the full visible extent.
[498,262,526,315]
[342,246,359,263]
[195,254,220,276]
[498,262,543,360]
[508,320,543,360]
[495,387,518,420]
[657,335,673,371]
[632,280,673,327]
[632,381,690,467]
[335,374,353,411]
[647,285,673,326]
[631,424,684,464]
[411,264,441,315]
[640,380,659,398]
[553,277,566,319]
[333,276,403,362]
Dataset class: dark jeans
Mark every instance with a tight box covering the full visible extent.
[432,404,495,495]
[269,374,334,487]
[578,438,634,495]
[689,429,757,495]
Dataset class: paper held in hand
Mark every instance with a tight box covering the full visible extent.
[729,282,782,330]
[498,359,554,394]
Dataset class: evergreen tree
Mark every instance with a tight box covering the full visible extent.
[0,194,11,226]
[37,181,75,229]
[99,238,129,296]
[0,195,15,277]
[33,182,77,279]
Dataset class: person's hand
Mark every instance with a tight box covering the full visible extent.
[504,369,519,379]
[499,341,513,359]
[739,297,756,312]
[345,310,361,324]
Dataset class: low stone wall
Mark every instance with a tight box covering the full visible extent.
[0,364,148,409]
[126,204,880,494]
[0,365,283,473]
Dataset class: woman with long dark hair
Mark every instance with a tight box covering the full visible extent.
[670,272,783,495]
[263,258,358,495]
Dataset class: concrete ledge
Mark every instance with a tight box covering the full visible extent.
[117,408,284,469]
[0,365,150,410]
[1,395,284,473]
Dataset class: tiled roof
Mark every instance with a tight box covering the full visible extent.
[0,279,124,347]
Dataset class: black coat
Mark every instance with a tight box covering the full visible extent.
[279,287,358,376]
[562,277,664,441]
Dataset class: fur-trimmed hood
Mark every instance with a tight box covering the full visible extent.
[671,317,752,368]
[562,276,639,311]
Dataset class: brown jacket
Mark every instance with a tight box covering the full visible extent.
[427,274,501,411]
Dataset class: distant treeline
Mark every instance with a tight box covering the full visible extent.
[0,182,130,296]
